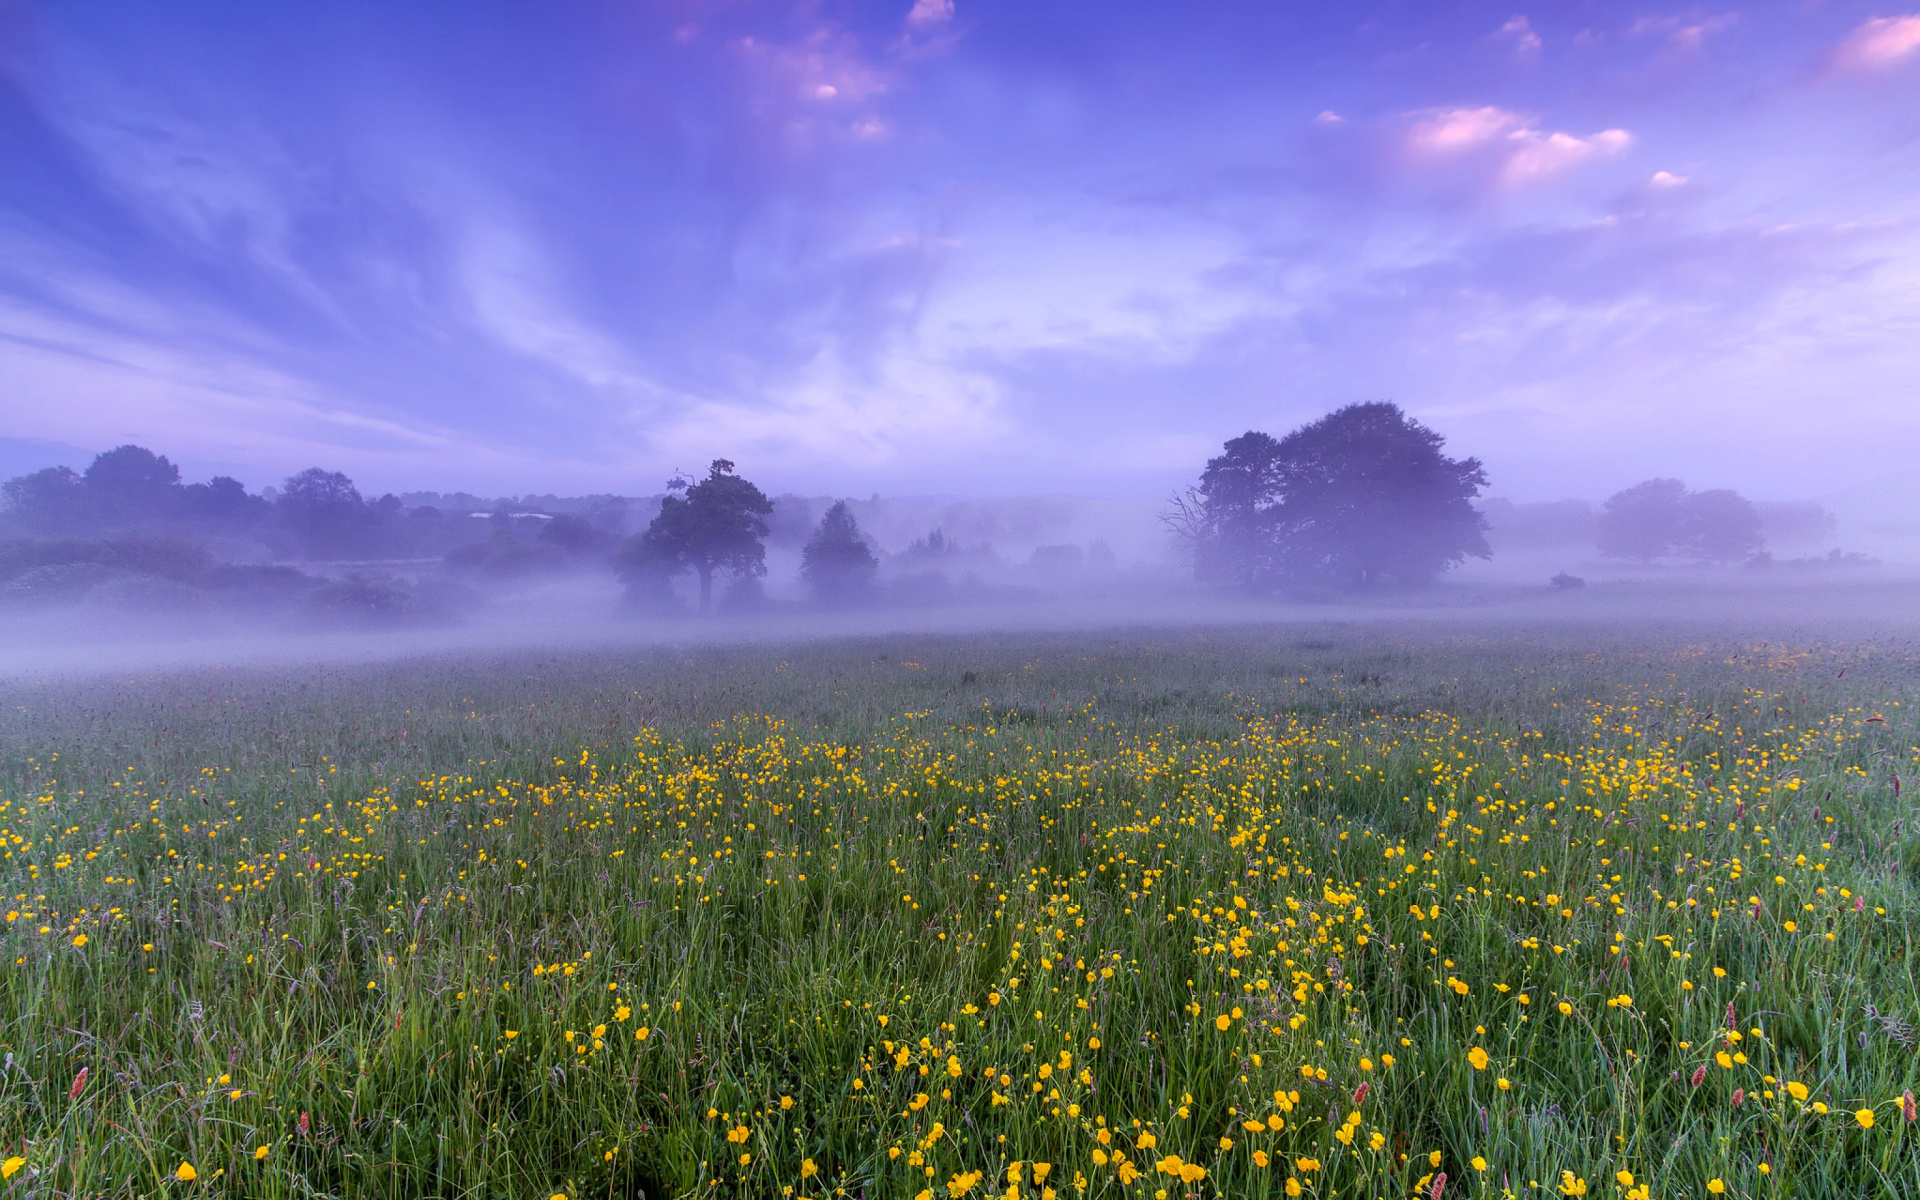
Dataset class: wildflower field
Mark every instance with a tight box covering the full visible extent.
[1,624,1917,1199]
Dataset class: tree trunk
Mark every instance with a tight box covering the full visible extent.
[697,565,713,612]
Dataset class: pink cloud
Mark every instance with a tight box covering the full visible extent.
[1497,15,1542,56]
[1504,127,1630,181]
[906,0,955,26]
[1629,13,1738,51]
[1830,15,1920,73]
[1404,106,1631,185]
[1407,106,1525,154]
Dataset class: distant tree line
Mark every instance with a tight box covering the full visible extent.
[1,411,1856,620]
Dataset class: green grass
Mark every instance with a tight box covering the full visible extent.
[0,622,1916,1198]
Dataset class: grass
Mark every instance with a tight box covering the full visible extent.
[0,621,1917,1198]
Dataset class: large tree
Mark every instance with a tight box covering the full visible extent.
[619,459,773,611]
[1677,488,1763,564]
[278,468,367,559]
[801,501,879,605]
[1170,402,1489,590]
[83,445,182,525]
[1,466,85,534]
[1597,479,1763,564]
[1596,478,1688,563]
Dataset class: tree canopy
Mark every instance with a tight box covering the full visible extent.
[1171,402,1489,590]
[1598,479,1763,564]
[800,501,879,605]
[278,468,368,559]
[619,459,773,611]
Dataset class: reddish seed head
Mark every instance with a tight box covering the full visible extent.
[1724,1001,1738,1029]
[69,1067,88,1099]
[1430,1172,1447,1200]
[1353,1082,1369,1104]
[297,1111,310,1137]
[1691,1065,1708,1088]
[1732,1088,1745,1107]
[1904,1090,1916,1123]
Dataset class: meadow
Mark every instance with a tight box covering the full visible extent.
[0,621,1916,1199]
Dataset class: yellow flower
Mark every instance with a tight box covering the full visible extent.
[1215,1014,1232,1031]
[801,1159,819,1178]
[1856,1108,1875,1128]
[1,1158,23,1180]
[1467,1046,1490,1070]
[1472,1156,1488,1171]
[1616,1170,1633,1186]
[635,1027,650,1041]
[1031,1164,1051,1183]
[176,1163,197,1181]
[1787,1081,1809,1102]
[1136,1132,1156,1149]
[1252,1151,1270,1168]
[781,1095,795,1110]
[1706,1180,1725,1195]
[253,1146,270,1160]
[1285,1178,1302,1197]
[71,933,87,947]
[1558,1001,1573,1015]
[1716,1051,1733,1069]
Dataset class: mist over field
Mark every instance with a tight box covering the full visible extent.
[5,3,1920,1198]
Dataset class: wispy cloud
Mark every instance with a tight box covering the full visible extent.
[1495,15,1542,58]
[1629,13,1738,53]
[1828,14,1920,74]
[1,2,1915,499]
[1403,107,1631,186]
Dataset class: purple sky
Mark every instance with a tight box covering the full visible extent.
[2,0,1917,502]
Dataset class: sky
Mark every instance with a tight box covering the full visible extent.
[1,0,1918,503]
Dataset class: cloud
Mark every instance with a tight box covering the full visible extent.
[905,0,955,27]
[1496,15,1542,57]
[1403,107,1630,185]
[1829,15,1920,74]
[1629,13,1738,52]
[1649,170,1687,188]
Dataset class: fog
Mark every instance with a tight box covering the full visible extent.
[8,4,1920,682]
[6,552,1919,688]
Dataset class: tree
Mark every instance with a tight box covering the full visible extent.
[1184,431,1286,587]
[618,459,773,611]
[1596,478,1687,563]
[1169,402,1489,590]
[83,445,182,525]
[1596,479,1764,564]
[801,501,879,605]
[1678,489,1762,564]
[278,468,367,559]
[2,466,86,534]
[181,476,267,527]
